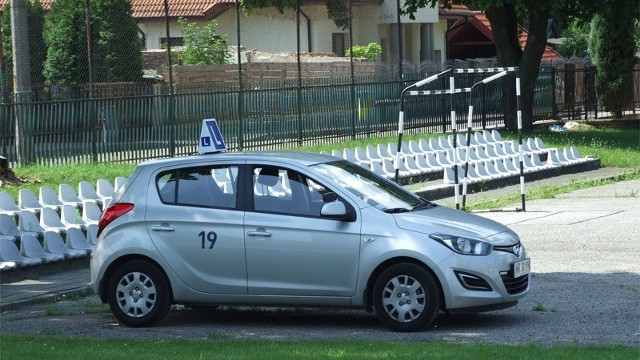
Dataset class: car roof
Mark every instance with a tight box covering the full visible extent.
[137,151,338,169]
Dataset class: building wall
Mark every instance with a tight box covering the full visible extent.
[137,3,444,66]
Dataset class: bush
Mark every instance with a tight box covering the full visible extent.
[346,43,382,62]
[178,18,232,65]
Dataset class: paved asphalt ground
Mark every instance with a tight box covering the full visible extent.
[0,167,639,346]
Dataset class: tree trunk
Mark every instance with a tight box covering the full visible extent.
[486,2,550,132]
[0,156,23,185]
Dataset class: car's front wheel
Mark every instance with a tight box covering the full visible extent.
[372,263,441,332]
[107,260,171,327]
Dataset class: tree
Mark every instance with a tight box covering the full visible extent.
[241,0,350,30]
[588,0,638,118]
[178,17,232,65]
[1,0,47,88]
[557,20,590,59]
[92,0,143,82]
[44,0,91,85]
[44,0,142,86]
[402,0,603,131]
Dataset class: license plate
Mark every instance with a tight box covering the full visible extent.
[512,258,531,278]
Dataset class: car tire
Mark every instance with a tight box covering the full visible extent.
[107,260,171,327]
[372,263,441,332]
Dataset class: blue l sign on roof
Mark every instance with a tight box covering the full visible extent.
[198,119,227,154]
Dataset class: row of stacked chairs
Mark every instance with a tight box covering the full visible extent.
[324,130,591,184]
[0,177,125,271]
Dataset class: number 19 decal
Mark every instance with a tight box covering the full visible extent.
[199,231,217,249]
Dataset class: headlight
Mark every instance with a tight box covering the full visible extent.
[430,233,493,256]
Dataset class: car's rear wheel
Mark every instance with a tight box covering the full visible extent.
[107,260,171,327]
[372,263,441,332]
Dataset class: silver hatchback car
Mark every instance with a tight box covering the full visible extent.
[90,151,530,332]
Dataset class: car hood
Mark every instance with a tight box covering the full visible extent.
[393,205,519,246]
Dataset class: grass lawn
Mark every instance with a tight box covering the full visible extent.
[0,335,637,360]
[3,128,639,203]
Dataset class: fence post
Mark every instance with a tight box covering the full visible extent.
[551,66,557,119]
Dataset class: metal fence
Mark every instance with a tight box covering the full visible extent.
[1,68,559,166]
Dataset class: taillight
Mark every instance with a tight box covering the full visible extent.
[97,203,134,237]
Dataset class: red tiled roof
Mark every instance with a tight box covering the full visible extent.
[0,0,380,19]
[131,0,235,20]
[0,0,53,11]
[447,8,562,60]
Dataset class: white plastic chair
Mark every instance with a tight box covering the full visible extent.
[78,181,102,206]
[384,159,410,179]
[342,148,358,164]
[40,207,69,234]
[331,149,342,158]
[82,200,102,225]
[114,176,126,191]
[435,150,453,166]
[96,178,115,205]
[58,183,83,208]
[18,210,46,238]
[424,152,442,171]
[493,159,513,176]
[43,231,87,259]
[19,189,52,213]
[408,140,423,156]
[0,192,22,217]
[419,138,432,152]
[354,146,370,164]
[491,130,504,142]
[60,204,86,230]
[438,136,452,150]
[402,156,422,176]
[370,161,393,179]
[65,227,95,253]
[0,238,42,267]
[545,149,565,166]
[428,137,442,151]
[415,153,439,173]
[39,186,63,210]
[503,157,520,174]
[443,165,465,184]
[565,146,589,162]
[86,224,99,246]
[365,145,384,163]
[20,234,65,263]
[0,213,39,241]
[376,144,394,161]
[474,131,488,145]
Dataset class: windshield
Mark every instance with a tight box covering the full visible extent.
[312,160,433,213]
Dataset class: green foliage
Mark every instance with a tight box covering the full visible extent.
[588,0,638,117]
[43,0,89,85]
[1,0,48,87]
[44,0,142,85]
[240,0,350,30]
[92,0,143,82]
[178,17,232,65]
[346,43,382,62]
[557,20,590,58]
[325,0,350,30]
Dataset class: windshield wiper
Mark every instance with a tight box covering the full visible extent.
[412,200,437,211]
[383,207,411,214]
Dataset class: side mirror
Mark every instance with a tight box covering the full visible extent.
[320,201,348,219]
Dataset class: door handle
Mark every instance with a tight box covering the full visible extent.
[247,229,271,237]
[151,224,175,232]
